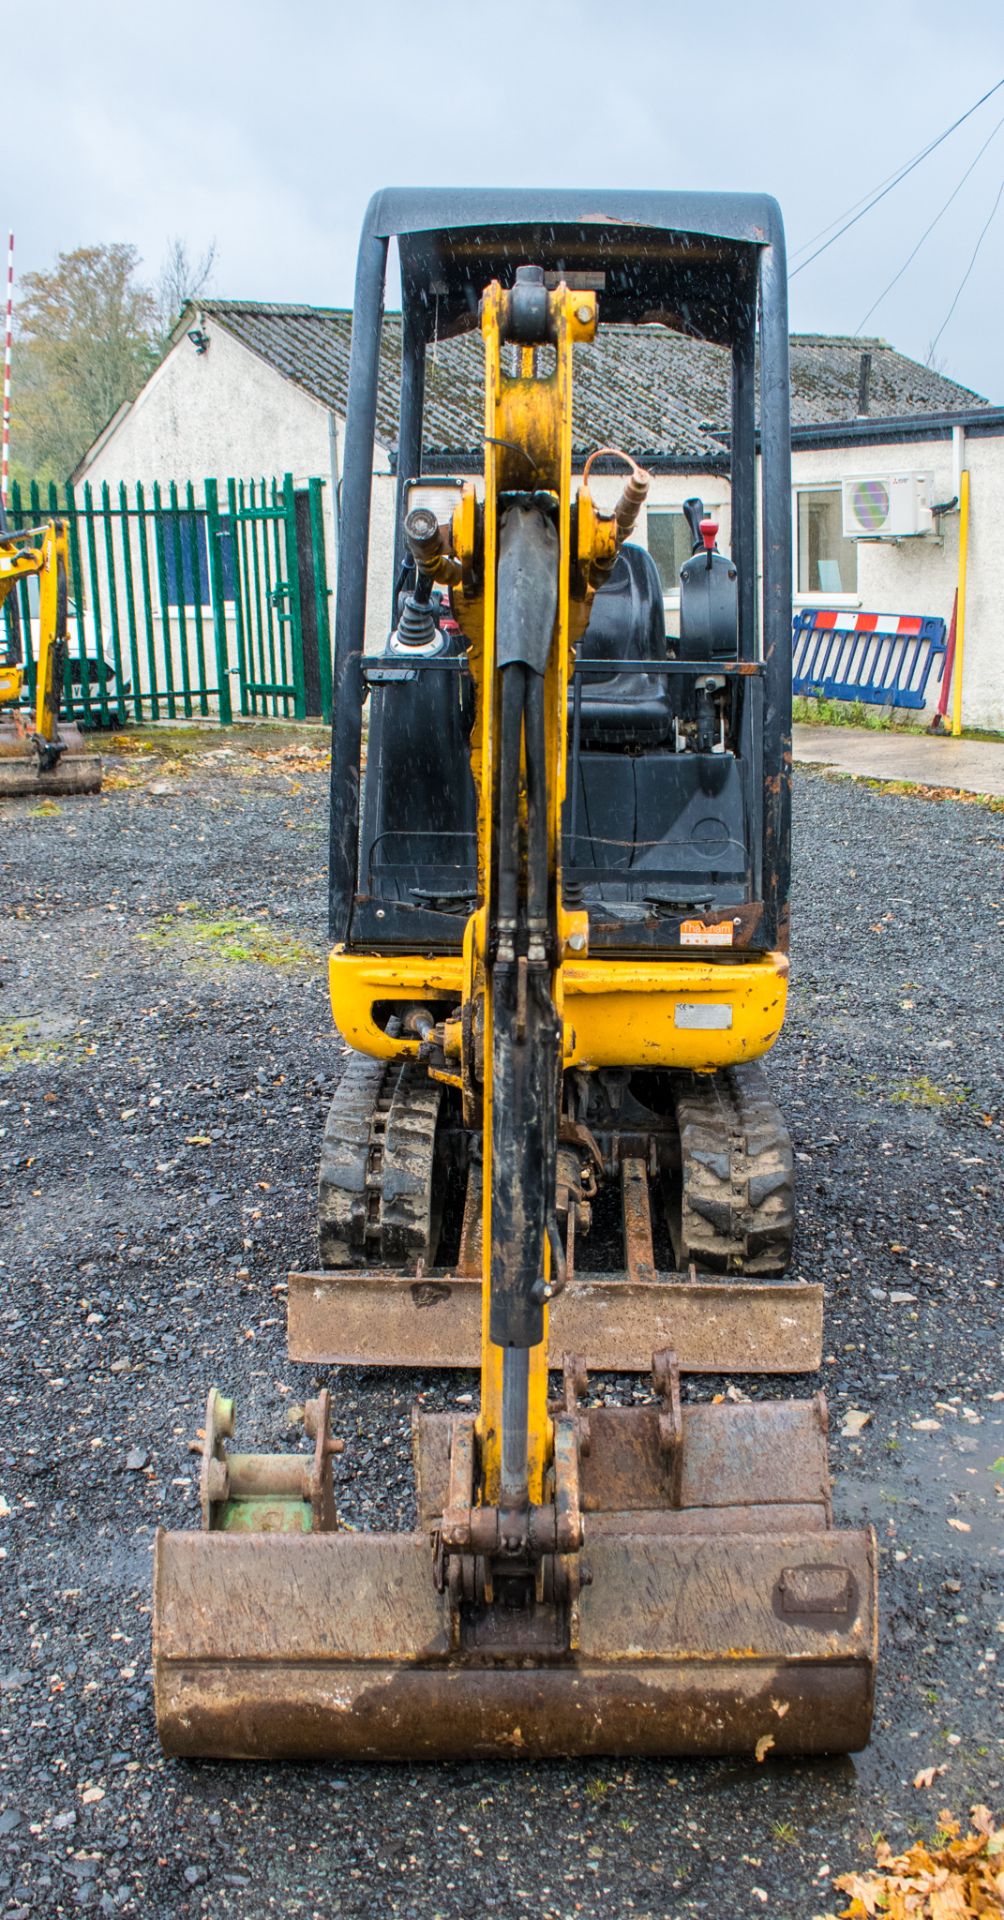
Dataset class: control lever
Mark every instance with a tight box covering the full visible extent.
[682,496,705,554]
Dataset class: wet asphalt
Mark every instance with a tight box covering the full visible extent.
[0,734,1001,1919]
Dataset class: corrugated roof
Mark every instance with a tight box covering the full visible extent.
[197,300,990,459]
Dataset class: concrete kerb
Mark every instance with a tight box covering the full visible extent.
[792,723,1004,801]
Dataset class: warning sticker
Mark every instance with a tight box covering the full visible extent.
[680,919,735,948]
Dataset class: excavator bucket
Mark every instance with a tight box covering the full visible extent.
[155,1375,876,1761]
[0,715,103,796]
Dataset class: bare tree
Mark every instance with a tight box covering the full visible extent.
[156,237,217,339]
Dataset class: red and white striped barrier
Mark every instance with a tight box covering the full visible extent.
[809,609,925,637]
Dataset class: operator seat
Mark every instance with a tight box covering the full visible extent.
[574,544,671,746]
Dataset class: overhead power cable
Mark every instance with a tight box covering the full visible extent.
[855,108,1004,332]
[789,76,1004,278]
[926,172,1004,363]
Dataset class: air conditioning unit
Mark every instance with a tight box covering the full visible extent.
[841,473,934,539]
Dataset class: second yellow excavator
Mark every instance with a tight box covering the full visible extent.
[0,514,102,796]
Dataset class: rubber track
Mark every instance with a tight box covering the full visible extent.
[672,1064,794,1276]
[317,1055,442,1269]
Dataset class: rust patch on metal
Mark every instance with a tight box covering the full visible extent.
[411,1281,453,1309]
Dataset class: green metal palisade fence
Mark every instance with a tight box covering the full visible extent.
[2,473,332,726]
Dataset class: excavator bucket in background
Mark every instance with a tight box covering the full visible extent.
[153,188,878,1764]
[0,516,103,798]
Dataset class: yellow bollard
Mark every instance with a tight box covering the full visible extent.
[951,469,970,739]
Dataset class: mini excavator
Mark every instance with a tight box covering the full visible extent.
[0,513,102,796]
[154,190,877,1761]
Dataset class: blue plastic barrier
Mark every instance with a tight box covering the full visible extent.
[792,609,947,710]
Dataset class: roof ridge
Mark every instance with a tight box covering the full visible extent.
[201,298,352,319]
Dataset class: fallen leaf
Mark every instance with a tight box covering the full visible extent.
[914,1764,948,1789]
[841,1409,872,1437]
[833,1807,1004,1918]
[754,1733,774,1763]
[185,1134,212,1147]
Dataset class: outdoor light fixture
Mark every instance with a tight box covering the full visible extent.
[187,328,209,355]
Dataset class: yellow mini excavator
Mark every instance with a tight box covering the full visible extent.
[0,513,103,796]
[154,190,877,1761]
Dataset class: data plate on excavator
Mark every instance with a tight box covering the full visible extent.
[154,1397,876,1761]
[288,1268,823,1373]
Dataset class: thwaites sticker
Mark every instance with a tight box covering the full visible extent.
[679,919,735,948]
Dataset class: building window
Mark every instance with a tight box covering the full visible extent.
[646,509,696,595]
[796,488,857,595]
[159,511,236,606]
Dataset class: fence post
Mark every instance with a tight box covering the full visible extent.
[308,477,333,723]
[226,478,250,717]
[281,471,307,720]
[204,478,232,724]
[118,480,145,722]
[100,480,127,725]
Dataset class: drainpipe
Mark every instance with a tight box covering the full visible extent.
[951,424,965,506]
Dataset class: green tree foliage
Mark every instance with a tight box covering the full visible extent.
[10,243,159,486]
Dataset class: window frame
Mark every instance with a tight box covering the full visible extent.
[157,508,237,611]
[792,482,861,608]
[645,502,725,606]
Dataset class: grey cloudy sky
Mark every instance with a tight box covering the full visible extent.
[9,0,1004,400]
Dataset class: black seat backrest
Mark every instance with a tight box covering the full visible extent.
[578,544,667,673]
[574,543,671,747]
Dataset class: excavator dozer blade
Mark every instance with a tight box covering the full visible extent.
[0,720,102,796]
[288,1267,823,1374]
[154,1524,876,1761]
[153,1394,876,1762]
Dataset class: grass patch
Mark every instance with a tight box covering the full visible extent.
[860,776,1004,813]
[888,1074,966,1109]
[26,799,63,818]
[0,1016,71,1070]
[793,692,925,732]
[141,906,321,970]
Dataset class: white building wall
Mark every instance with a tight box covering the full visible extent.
[76,318,395,695]
[77,323,1003,729]
[789,433,1003,731]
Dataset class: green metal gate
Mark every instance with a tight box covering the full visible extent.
[2,472,332,727]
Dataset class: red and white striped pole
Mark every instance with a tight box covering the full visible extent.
[2,231,13,509]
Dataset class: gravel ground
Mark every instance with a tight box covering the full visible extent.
[1,731,1002,1920]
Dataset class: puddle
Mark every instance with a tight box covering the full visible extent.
[836,1413,1004,1560]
